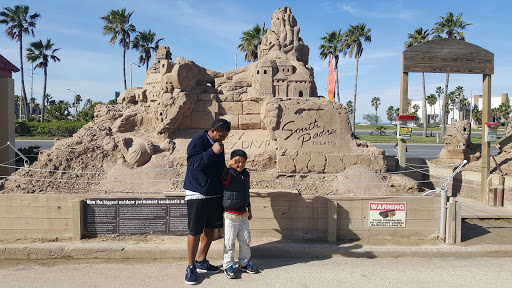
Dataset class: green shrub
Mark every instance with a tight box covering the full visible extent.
[15,121,87,136]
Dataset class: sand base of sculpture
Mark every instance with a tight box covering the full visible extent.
[0,95,417,196]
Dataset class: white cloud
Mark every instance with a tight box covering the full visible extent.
[322,1,418,20]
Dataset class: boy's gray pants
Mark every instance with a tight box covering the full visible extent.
[223,214,251,268]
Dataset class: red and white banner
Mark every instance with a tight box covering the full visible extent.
[327,55,335,102]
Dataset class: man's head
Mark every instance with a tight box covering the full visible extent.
[209,118,231,142]
[230,149,247,172]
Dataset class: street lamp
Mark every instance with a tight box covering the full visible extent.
[67,88,77,96]
[130,63,141,87]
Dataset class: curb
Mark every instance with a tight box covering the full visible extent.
[2,241,512,260]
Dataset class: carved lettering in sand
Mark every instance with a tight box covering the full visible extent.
[281,119,336,148]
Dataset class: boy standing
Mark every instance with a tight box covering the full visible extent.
[222,149,260,279]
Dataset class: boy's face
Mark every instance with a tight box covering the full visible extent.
[232,156,247,172]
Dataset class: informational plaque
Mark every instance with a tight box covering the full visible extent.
[368,202,406,227]
[85,197,187,236]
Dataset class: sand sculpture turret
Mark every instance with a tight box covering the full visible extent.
[1,6,416,195]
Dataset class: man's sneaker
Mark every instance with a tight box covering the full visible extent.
[185,265,197,285]
[239,261,260,274]
[224,264,236,279]
[195,259,220,273]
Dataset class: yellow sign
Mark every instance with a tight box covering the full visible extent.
[398,127,412,139]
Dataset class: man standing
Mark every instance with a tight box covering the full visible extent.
[183,119,231,285]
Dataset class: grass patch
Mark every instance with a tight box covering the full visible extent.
[15,136,68,140]
[356,134,495,144]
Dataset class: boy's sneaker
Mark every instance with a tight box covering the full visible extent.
[195,258,220,273]
[185,265,197,285]
[239,261,260,274]
[224,264,236,279]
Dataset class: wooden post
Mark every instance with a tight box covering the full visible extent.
[492,155,505,207]
[72,200,85,241]
[327,199,337,242]
[398,55,408,169]
[481,74,491,204]
[455,201,462,244]
[446,197,456,244]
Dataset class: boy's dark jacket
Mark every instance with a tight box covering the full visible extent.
[223,168,250,212]
[183,131,225,196]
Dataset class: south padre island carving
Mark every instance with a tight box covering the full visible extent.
[1,6,418,196]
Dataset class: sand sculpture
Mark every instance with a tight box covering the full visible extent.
[0,6,417,195]
[433,120,481,163]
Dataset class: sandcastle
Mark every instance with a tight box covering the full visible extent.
[0,6,417,196]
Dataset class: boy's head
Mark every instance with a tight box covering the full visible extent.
[230,149,247,172]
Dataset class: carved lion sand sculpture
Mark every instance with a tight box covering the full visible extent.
[1,6,416,196]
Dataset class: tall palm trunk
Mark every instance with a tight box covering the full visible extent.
[123,46,127,90]
[441,73,449,136]
[41,67,47,122]
[422,72,427,137]
[351,55,359,133]
[19,33,29,121]
[459,96,464,121]
[432,105,436,124]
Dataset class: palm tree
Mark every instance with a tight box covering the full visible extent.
[459,97,470,121]
[132,29,164,70]
[426,93,438,124]
[491,107,500,122]
[73,94,82,116]
[405,27,430,137]
[498,102,511,124]
[101,8,136,91]
[472,109,482,127]
[371,97,381,120]
[454,86,464,120]
[0,5,40,121]
[386,106,396,124]
[346,100,353,116]
[29,96,36,118]
[432,12,471,136]
[238,23,267,62]
[319,30,345,103]
[26,38,61,123]
[435,86,444,120]
[344,23,371,133]
[446,90,457,121]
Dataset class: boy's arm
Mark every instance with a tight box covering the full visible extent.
[247,173,252,220]
[222,167,231,185]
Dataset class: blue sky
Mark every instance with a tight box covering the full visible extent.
[1,0,511,122]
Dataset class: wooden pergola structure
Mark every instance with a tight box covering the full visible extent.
[399,38,494,204]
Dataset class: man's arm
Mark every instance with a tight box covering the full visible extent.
[187,142,215,170]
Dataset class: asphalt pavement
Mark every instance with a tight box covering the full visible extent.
[1,257,511,288]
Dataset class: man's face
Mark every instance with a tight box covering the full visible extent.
[211,129,229,142]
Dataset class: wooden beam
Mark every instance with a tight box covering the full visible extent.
[403,38,494,74]
[481,74,491,204]
[398,56,408,168]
